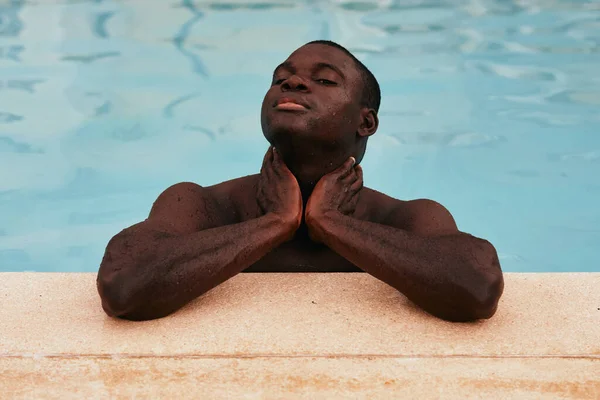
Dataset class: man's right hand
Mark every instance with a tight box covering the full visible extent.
[257,146,303,239]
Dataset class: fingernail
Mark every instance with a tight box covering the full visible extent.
[350,157,355,166]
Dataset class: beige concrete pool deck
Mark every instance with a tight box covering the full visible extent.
[0,272,599,399]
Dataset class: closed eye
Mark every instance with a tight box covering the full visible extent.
[273,78,285,85]
[317,79,336,85]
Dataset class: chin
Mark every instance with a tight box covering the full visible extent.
[263,117,312,140]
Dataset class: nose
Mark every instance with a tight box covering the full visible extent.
[281,75,309,92]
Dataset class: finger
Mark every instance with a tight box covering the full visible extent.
[261,148,275,181]
[341,167,358,184]
[341,178,363,208]
[350,176,363,192]
[340,194,359,215]
[342,187,361,213]
[337,156,356,179]
[344,175,363,199]
[272,147,288,175]
[342,162,363,185]
[355,164,363,183]
[261,146,273,171]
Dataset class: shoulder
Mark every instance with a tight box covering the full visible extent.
[363,189,459,236]
[391,198,458,236]
[148,182,217,232]
[150,179,246,233]
[151,182,209,211]
[152,175,261,227]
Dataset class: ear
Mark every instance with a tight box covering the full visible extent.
[357,108,378,138]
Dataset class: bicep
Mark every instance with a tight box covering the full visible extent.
[389,199,460,237]
[146,182,213,235]
[100,182,210,273]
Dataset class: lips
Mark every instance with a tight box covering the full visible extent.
[274,97,310,110]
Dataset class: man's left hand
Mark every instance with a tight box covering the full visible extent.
[305,156,363,242]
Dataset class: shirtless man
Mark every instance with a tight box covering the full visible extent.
[97,40,504,322]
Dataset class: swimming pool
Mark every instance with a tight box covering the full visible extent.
[0,0,598,273]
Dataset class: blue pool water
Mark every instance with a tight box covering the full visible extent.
[0,0,598,273]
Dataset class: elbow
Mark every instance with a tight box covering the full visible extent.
[473,241,505,320]
[97,271,176,321]
[97,237,164,321]
[459,246,505,322]
[467,273,504,321]
[97,236,138,318]
[441,244,505,322]
[421,271,504,323]
[469,271,504,320]
[97,271,137,319]
[439,273,503,323]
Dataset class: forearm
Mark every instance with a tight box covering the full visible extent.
[312,212,504,321]
[98,213,293,320]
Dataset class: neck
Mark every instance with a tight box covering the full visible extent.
[275,142,353,206]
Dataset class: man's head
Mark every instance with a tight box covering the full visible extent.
[261,41,380,165]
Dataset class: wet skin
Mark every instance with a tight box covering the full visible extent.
[97,43,504,322]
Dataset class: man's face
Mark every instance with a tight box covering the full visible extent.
[261,43,364,147]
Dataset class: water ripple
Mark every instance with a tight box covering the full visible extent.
[92,11,115,39]
[382,23,445,34]
[61,51,120,64]
[446,132,506,148]
[162,92,202,118]
[207,2,295,11]
[465,60,562,82]
[495,108,588,126]
[108,123,147,142]
[183,125,216,141]
[0,112,23,123]
[0,45,24,61]
[390,132,506,148]
[0,1,24,37]
[547,90,600,106]
[463,0,528,17]
[387,1,451,11]
[171,0,208,77]
[0,80,44,93]
[0,137,41,154]
[548,151,600,163]
[94,101,111,117]
[338,1,381,12]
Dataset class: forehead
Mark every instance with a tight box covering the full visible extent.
[284,44,359,79]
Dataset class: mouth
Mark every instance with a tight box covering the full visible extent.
[274,97,310,111]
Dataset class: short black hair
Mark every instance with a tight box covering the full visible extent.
[306,40,381,113]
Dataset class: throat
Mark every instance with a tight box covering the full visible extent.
[299,181,316,209]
